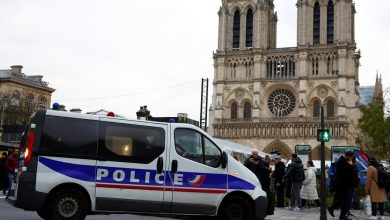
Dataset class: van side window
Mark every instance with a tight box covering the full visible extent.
[40,116,98,158]
[99,122,165,164]
[174,128,222,168]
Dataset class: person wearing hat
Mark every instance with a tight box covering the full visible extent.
[273,154,286,207]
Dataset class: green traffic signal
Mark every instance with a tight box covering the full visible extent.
[317,129,330,142]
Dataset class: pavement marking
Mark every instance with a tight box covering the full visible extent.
[0,196,5,199]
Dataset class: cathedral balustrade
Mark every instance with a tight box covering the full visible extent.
[213,121,348,139]
[219,116,345,123]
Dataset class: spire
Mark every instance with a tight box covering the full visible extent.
[374,71,384,105]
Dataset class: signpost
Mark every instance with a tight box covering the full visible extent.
[318,107,327,220]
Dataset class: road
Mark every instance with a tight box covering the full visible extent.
[0,195,177,220]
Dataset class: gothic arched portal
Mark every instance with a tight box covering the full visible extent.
[311,146,331,161]
[263,140,293,160]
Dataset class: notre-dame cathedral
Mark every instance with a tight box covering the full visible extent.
[208,0,361,160]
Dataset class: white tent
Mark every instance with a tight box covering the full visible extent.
[214,138,268,158]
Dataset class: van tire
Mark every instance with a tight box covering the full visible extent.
[218,195,253,220]
[47,188,88,220]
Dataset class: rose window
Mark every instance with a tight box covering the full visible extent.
[268,89,296,117]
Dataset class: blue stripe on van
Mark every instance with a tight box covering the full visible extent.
[39,156,255,191]
[39,156,96,182]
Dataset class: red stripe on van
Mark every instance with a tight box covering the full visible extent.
[96,183,226,194]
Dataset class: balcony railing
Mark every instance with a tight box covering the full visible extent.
[218,116,346,124]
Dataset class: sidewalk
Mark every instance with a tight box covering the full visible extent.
[265,207,390,220]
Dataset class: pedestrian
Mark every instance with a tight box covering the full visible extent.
[327,158,337,193]
[263,155,272,192]
[300,160,320,210]
[244,149,268,191]
[285,154,305,212]
[0,152,8,194]
[5,150,18,199]
[365,157,387,220]
[273,155,285,207]
[327,151,358,220]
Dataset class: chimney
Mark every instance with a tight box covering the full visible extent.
[30,75,43,82]
[10,65,23,75]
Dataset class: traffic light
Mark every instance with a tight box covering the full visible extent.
[317,129,330,142]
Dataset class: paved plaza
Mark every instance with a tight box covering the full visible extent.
[266,207,390,220]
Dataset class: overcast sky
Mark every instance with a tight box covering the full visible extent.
[0,0,389,120]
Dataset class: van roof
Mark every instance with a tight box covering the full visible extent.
[44,110,200,129]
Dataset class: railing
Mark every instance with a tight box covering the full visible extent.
[218,116,346,124]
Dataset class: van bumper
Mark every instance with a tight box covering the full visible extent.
[14,172,47,211]
[254,196,268,220]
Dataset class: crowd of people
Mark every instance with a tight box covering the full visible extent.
[0,150,18,199]
[243,149,389,220]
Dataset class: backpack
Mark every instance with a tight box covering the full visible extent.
[376,166,390,191]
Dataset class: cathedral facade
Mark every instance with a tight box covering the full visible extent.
[208,0,361,160]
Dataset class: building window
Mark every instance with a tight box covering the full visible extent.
[233,10,240,49]
[231,102,238,119]
[313,2,320,44]
[267,89,296,117]
[27,94,34,109]
[327,0,334,44]
[11,90,20,106]
[313,100,320,117]
[246,9,253,47]
[244,102,251,120]
[39,96,47,109]
[327,100,335,117]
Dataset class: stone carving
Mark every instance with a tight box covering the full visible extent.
[307,81,315,89]
[330,81,337,88]
[294,81,300,88]
[317,87,329,98]
[224,86,231,93]
[235,90,245,100]
[261,81,268,88]
[248,85,254,92]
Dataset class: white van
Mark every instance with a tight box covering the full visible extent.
[13,110,268,220]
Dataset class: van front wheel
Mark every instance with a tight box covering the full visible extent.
[47,188,88,220]
[218,196,253,220]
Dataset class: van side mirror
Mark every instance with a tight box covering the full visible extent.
[221,152,228,169]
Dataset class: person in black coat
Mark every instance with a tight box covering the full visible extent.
[328,151,358,220]
[273,155,286,207]
[285,154,305,211]
[244,149,268,192]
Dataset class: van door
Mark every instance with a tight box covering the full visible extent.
[95,119,169,213]
[167,127,227,215]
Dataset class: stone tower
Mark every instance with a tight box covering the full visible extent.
[209,0,361,160]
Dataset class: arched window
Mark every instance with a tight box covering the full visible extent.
[231,102,238,119]
[233,10,240,49]
[327,0,334,43]
[11,90,20,106]
[313,2,320,44]
[27,94,34,109]
[327,100,335,117]
[244,102,252,120]
[39,96,47,109]
[246,9,253,47]
[313,100,320,117]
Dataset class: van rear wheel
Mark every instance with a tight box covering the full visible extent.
[47,188,88,220]
[218,196,253,220]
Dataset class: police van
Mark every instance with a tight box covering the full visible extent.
[13,110,268,220]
